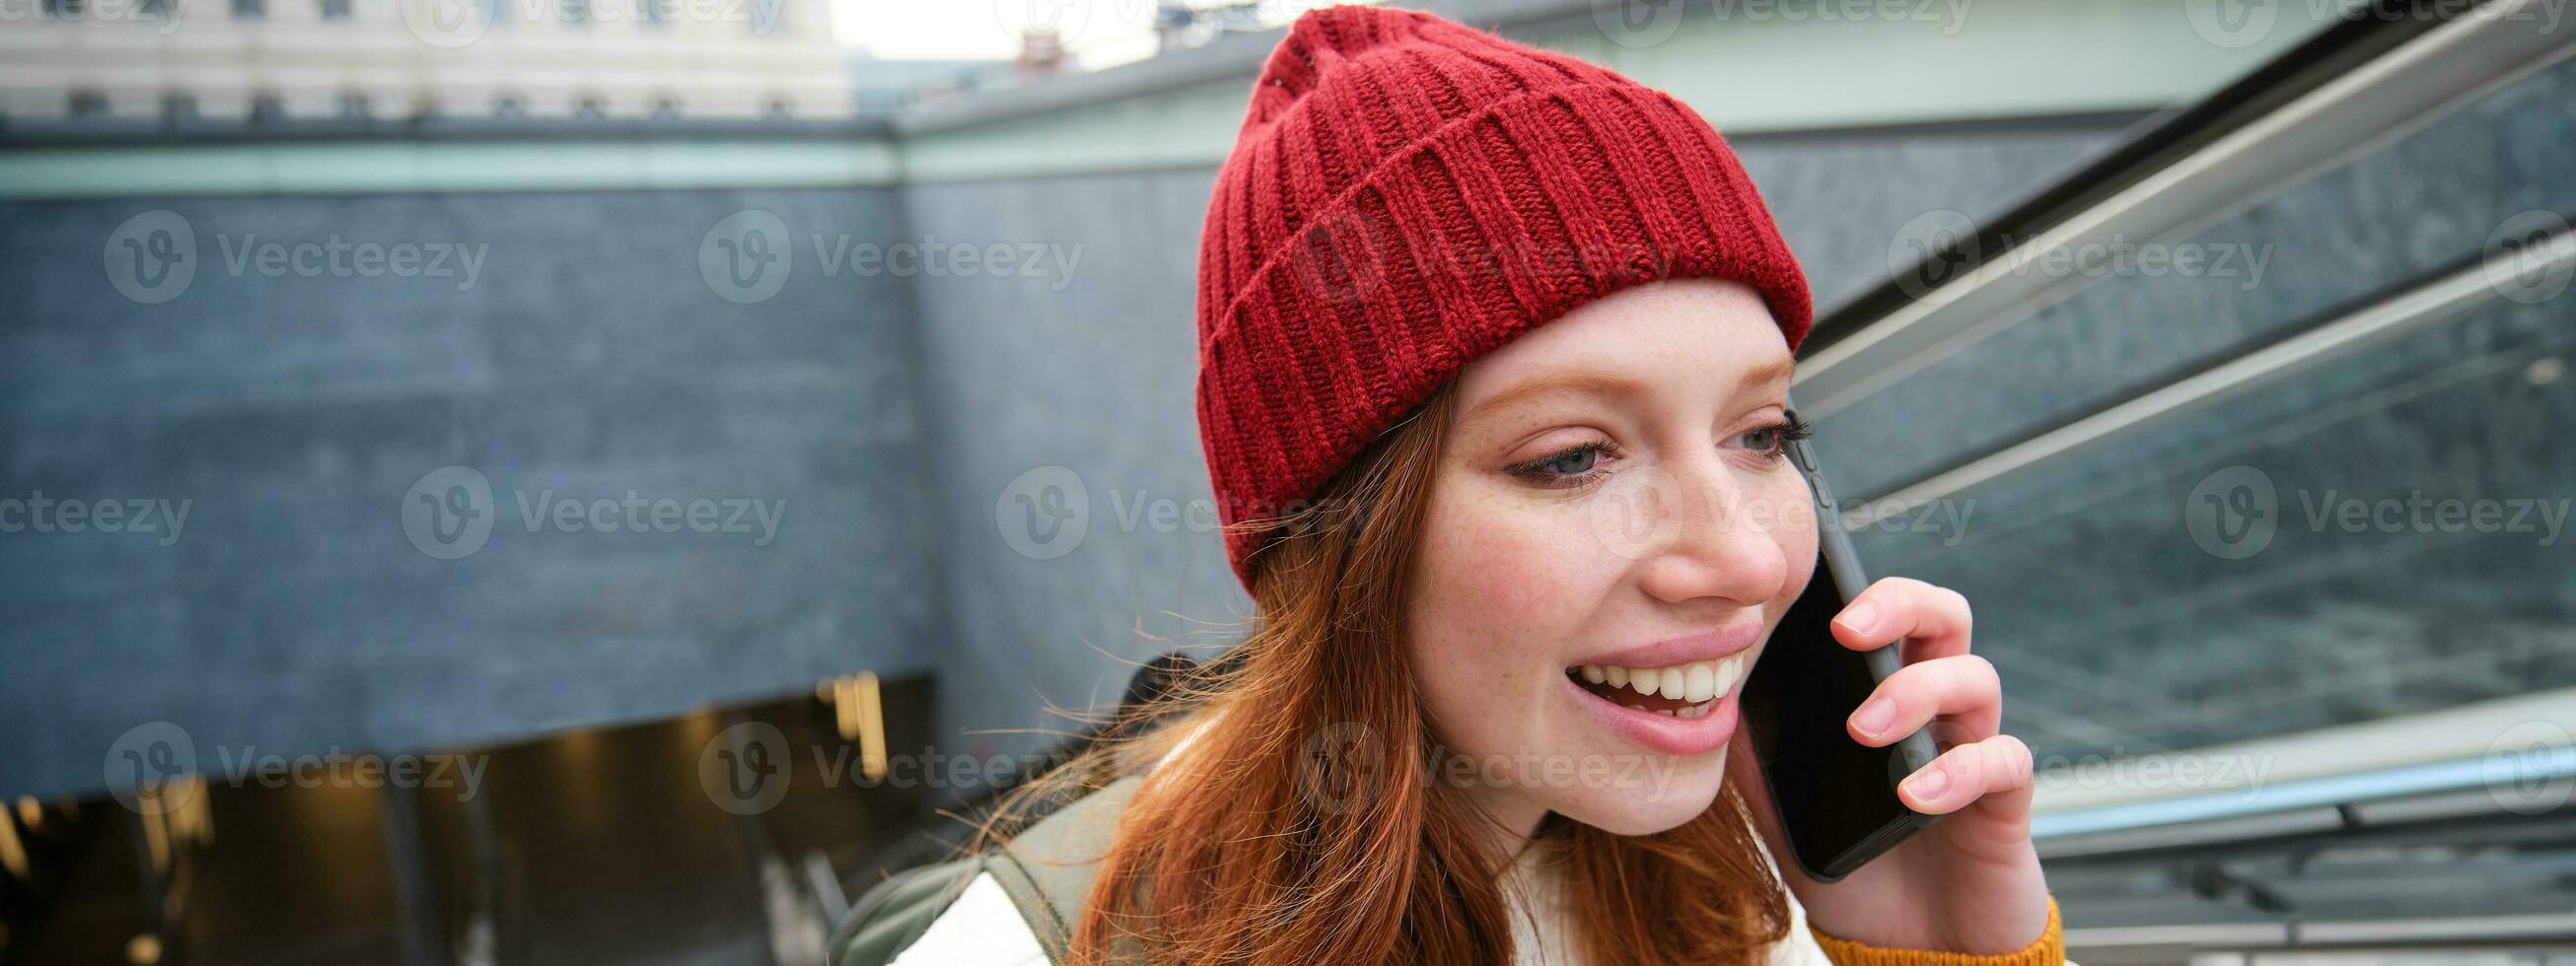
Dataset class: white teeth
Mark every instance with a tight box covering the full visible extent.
[1570,653,1754,711]
[1711,653,1746,695]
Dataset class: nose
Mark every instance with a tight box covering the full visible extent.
[1627,447,1794,608]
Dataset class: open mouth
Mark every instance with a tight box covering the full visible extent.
[1564,653,1751,721]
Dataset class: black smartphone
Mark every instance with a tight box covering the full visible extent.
[1737,403,1942,883]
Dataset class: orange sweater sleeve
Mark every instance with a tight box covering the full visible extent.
[1807,894,2064,966]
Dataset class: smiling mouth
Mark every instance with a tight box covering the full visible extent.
[1564,653,1751,721]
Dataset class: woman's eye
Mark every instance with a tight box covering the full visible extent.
[1508,441,1617,488]
[1739,413,1815,459]
[1540,448,1599,475]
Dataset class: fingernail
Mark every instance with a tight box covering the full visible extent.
[1833,601,1878,636]
[1852,696,1894,737]
[1906,765,1950,801]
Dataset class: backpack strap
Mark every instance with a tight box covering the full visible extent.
[826,854,985,966]
[983,772,1147,962]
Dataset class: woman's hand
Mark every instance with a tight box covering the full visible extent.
[1726,576,2052,953]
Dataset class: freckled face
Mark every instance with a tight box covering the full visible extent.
[1403,277,1821,838]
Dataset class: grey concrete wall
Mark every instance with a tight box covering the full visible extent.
[0,188,940,799]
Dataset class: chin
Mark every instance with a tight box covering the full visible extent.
[1554,744,1732,837]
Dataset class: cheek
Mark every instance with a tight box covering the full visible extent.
[1408,485,1603,742]
[1764,472,1823,607]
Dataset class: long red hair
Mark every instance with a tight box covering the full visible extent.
[974,380,1790,965]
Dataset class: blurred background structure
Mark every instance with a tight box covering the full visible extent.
[1,1,2571,964]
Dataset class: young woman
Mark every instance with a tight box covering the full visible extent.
[847,5,2062,964]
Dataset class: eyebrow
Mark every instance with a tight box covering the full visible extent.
[1460,355,1797,427]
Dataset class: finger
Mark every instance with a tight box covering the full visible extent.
[1899,733,2035,819]
[1829,577,1972,663]
[1847,654,2001,747]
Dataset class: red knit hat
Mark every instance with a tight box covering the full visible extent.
[1195,4,1813,592]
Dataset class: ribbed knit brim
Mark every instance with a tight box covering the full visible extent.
[1195,4,1813,592]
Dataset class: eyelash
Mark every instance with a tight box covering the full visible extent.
[1506,413,1816,490]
